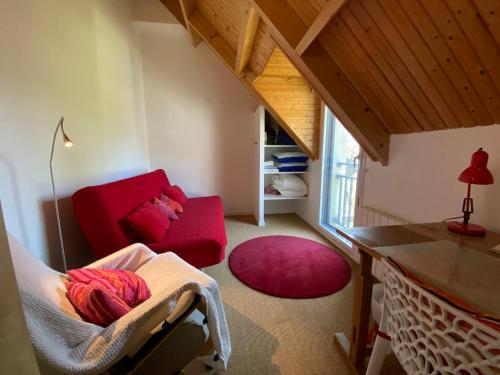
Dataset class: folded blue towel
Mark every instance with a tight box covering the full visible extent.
[277,162,308,172]
[272,151,309,163]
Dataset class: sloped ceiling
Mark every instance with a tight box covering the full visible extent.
[160,0,500,165]
[253,48,321,156]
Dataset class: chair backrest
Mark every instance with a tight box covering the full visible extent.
[72,169,170,259]
[381,259,500,375]
[8,234,81,320]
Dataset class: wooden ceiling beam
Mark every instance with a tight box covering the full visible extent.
[158,0,186,26]
[295,0,347,56]
[188,9,237,69]
[236,5,260,74]
[185,7,318,158]
[251,0,390,164]
[179,0,202,47]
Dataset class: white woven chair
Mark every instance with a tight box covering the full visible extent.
[367,258,500,375]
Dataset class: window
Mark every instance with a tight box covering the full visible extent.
[321,108,361,233]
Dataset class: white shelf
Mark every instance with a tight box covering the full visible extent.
[264,194,307,201]
[264,170,308,175]
[264,144,299,148]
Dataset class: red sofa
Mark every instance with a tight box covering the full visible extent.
[72,169,227,268]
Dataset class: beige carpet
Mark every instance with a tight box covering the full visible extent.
[205,214,357,375]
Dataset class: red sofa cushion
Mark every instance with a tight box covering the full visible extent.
[73,170,170,258]
[147,196,227,268]
[72,170,227,268]
[162,185,188,205]
[126,201,171,243]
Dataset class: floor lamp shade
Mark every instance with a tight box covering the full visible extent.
[49,116,73,271]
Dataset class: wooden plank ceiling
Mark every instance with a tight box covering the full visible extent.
[161,0,500,165]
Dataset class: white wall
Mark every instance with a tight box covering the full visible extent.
[363,126,500,229]
[135,21,258,215]
[0,1,150,268]
[128,0,178,24]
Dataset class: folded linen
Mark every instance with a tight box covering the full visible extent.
[265,168,280,174]
[277,162,308,172]
[272,151,309,163]
[278,189,308,198]
[263,160,275,167]
[272,175,308,197]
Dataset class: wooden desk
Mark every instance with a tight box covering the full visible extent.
[335,222,500,374]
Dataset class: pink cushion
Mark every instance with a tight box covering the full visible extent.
[67,281,132,326]
[163,185,188,205]
[67,268,151,306]
[152,197,178,220]
[160,193,183,214]
[148,196,227,268]
[126,201,170,243]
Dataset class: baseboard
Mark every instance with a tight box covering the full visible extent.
[224,211,253,217]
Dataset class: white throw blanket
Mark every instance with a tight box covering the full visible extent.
[11,239,231,374]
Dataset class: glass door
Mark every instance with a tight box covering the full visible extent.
[321,108,361,233]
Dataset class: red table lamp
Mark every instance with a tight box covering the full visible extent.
[447,148,494,236]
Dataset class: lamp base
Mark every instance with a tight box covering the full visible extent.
[447,221,486,236]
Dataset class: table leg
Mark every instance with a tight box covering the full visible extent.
[350,249,374,373]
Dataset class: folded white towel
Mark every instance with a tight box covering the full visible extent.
[272,151,308,159]
[263,160,275,167]
[264,168,279,174]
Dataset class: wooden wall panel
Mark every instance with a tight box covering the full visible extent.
[419,0,500,122]
[248,22,276,76]
[259,47,302,77]
[161,0,500,166]
[195,0,247,51]
[359,0,458,129]
[446,0,500,92]
[378,0,475,128]
[320,19,412,133]
[253,0,391,164]
[339,7,430,132]
[252,48,321,157]
[472,0,500,47]
[159,0,186,26]
[345,0,445,131]
[398,0,493,125]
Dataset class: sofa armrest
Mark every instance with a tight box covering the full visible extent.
[85,243,156,272]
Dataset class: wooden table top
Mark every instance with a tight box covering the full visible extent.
[337,222,500,260]
[337,222,500,317]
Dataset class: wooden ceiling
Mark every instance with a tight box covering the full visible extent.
[160,0,500,165]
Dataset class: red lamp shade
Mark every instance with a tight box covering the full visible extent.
[458,148,494,185]
[447,147,494,236]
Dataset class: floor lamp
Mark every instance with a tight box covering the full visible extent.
[49,116,73,272]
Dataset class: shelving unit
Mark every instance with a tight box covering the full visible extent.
[264,194,307,201]
[263,170,308,175]
[254,107,309,226]
[264,145,299,148]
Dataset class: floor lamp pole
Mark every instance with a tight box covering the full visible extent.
[49,117,72,272]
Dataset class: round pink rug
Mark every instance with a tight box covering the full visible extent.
[228,235,351,298]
